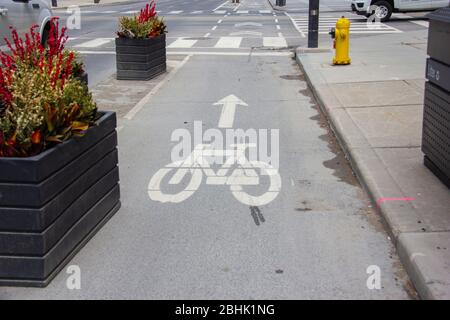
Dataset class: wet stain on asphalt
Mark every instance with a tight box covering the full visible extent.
[312,107,358,186]
[250,206,265,226]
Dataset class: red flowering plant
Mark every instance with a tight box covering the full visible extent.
[117,0,167,38]
[0,18,96,157]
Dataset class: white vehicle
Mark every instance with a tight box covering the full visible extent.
[351,0,450,21]
[0,0,53,46]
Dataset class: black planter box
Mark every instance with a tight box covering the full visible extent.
[115,34,167,81]
[422,82,450,188]
[0,111,120,287]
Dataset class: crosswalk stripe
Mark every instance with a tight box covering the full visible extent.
[214,37,243,48]
[263,37,287,48]
[410,20,429,27]
[237,10,249,14]
[288,14,402,34]
[74,38,113,48]
[214,10,227,14]
[259,10,272,14]
[168,38,198,48]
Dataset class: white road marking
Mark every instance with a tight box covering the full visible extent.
[101,10,117,14]
[214,95,248,128]
[276,25,281,30]
[123,10,139,14]
[260,10,272,14]
[166,51,291,56]
[191,10,203,14]
[168,10,183,14]
[167,38,198,48]
[74,38,113,48]
[214,10,226,14]
[233,3,241,11]
[288,14,402,34]
[410,20,429,27]
[229,30,263,37]
[214,37,243,48]
[235,22,263,27]
[237,10,249,14]
[77,51,292,57]
[263,37,287,48]
[213,0,229,11]
[218,19,223,24]
[278,32,283,37]
[125,56,192,120]
[212,25,218,30]
[285,12,305,37]
[204,32,211,37]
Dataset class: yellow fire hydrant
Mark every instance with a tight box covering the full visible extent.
[329,16,351,65]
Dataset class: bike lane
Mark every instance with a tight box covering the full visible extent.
[0,53,412,299]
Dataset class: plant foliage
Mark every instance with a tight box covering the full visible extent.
[0,18,96,157]
[117,0,167,38]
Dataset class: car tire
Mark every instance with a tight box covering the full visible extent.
[41,24,50,47]
[372,1,393,22]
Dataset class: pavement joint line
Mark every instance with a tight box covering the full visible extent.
[124,55,192,120]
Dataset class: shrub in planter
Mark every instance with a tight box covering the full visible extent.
[0,19,120,286]
[116,0,167,80]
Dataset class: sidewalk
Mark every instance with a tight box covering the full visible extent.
[295,30,450,299]
[52,0,144,9]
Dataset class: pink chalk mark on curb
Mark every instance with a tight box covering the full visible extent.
[376,197,416,207]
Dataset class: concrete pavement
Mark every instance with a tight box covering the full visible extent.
[295,29,450,299]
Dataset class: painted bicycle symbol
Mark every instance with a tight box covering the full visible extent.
[148,143,281,206]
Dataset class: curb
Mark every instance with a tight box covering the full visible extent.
[267,0,286,12]
[294,48,449,300]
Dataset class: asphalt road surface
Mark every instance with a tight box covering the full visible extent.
[0,0,426,299]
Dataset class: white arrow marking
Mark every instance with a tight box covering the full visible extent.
[213,94,248,128]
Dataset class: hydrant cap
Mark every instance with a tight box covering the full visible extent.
[336,17,350,29]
